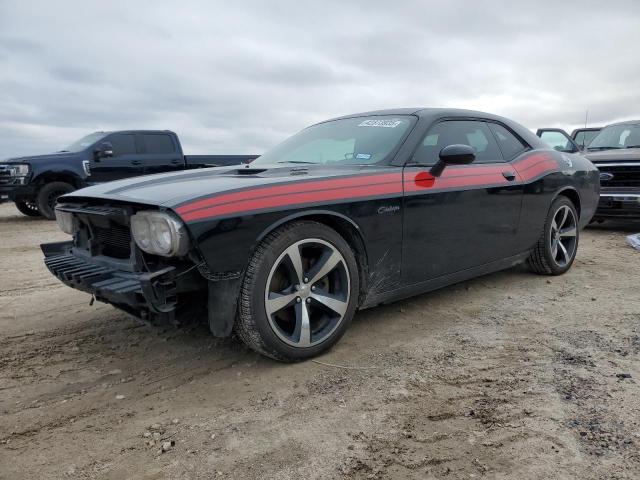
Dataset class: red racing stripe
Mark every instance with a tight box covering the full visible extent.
[516,159,559,179]
[176,172,402,215]
[178,153,559,222]
[181,180,402,222]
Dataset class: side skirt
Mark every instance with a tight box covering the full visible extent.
[360,251,531,309]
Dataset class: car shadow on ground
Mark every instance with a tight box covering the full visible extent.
[587,220,640,233]
[0,213,49,224]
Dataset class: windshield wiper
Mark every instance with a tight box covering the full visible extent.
[625,145,640,149]
[587,146,622,151]
[276,160,316,164]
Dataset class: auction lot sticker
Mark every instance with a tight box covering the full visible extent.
[358,119,403,128]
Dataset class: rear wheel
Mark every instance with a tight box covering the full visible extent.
[235,221,359,361]
[36,182,74,220]
[527,196,579,275]
[14,201,41,217]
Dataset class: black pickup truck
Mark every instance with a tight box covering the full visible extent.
[0,130,258,219]
[538,121,640,220]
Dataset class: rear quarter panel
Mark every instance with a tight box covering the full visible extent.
[514,150,599,250]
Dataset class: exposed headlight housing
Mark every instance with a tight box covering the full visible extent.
[6,164,30,176]
[130,210,189,257]
[54,209,76,235]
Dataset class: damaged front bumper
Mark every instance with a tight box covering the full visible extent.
[42,241,178,321]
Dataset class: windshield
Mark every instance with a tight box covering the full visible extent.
[251,115,415,166]
[588,124,640,150]
[60,132,108,153]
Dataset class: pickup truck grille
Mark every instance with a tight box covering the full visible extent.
[595,163,640,188]
[0,165,14,185]
[92,223,132,259]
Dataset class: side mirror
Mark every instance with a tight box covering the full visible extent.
[94,142,114,161]
[430,144,475,177]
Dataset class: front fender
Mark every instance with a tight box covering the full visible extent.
[253,209,364,249]
[32,164,86,186]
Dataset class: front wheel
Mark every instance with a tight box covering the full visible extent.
[35,182,75,220]
[14,201,41,217]
[527,196,579,275]
[235,221,360,361]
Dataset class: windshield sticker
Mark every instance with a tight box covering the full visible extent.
[355,153,372,160]
[358,119,403,128]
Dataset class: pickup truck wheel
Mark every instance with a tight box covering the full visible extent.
[14,201,41,217]
[236,221,359,361]
[36,182,74,220]
[527,196,579,275]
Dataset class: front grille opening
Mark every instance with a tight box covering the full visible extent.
[599,166,640,188]
[93,223,132,259]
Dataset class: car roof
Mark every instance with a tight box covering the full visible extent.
[91,130,176,135]
[325,107,517,122]
[318,107,546,149]
[606,119,640,127]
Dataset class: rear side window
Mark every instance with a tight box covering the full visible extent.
[108,133,137,156]
[488,123,527,160]
[573,130,599,148]
[414,120,502,165]
[143,134,175,154]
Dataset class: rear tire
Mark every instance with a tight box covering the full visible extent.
[14,201,41,217]
[527,196,579,275]
[36,182,74,220]
[235,221,360,361]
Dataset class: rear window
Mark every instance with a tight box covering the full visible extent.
[143,134,175,154]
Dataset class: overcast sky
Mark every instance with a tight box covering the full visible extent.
[1,0,639,158]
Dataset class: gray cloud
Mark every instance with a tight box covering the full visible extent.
[1,0,639,158]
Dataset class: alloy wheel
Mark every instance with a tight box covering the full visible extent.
[264,238,350,348]
[549,205,577,267]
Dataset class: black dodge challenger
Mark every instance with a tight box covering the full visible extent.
[43,108,600,361]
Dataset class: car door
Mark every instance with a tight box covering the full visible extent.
[138,133,184,175]
[89,132,143,183]
[402,119,524,284]
[536,128,581,153]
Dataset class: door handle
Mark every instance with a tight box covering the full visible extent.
[131,160,142,166]
[502,171,516,181]
[170,159,182,164]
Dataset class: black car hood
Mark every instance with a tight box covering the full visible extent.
[585,148,640,162]
[61,164,386,208]
[2,152,79,164]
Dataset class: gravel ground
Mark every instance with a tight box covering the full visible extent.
[1,202,639,480]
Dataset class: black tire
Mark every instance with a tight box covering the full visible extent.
[235,221,360,361]
[527,196,579,275]
[14,201,41,217]
[35,182,74,220]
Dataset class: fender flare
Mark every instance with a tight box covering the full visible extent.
[553,186,582,217]
[32,167,85,188]
[253,209,365,248]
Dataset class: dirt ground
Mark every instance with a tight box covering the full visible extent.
[1,202,639,480]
